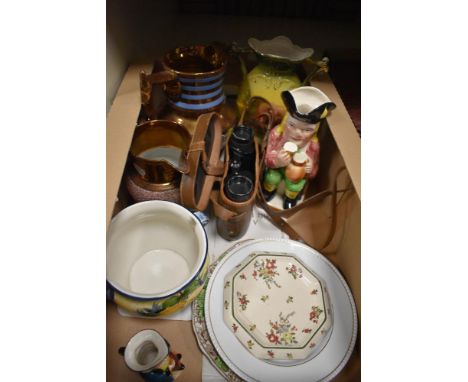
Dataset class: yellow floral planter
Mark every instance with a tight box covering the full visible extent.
[107,201,210,318]
[110,255,209,317]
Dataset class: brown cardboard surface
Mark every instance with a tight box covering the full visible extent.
[106,63,152,228]
[332,348,361,382]
[335,192,361,317]
[106,64,361,381]
[310,74,361,200]
[107,302,202,382]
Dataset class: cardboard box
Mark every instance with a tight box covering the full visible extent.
[106,63,361,381]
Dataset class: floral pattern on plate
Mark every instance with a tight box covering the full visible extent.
[252,258,281,289]
[266,311,298,345]
[223,252,332,360]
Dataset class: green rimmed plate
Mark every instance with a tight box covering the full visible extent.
[192,240,255,382]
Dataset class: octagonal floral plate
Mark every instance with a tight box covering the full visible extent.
[223,252,332,360]
[205,239,358,382]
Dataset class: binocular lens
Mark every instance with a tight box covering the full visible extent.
[232,125,253,143]
[225,175,253,202]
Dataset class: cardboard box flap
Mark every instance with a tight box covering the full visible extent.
[310,75,361,200]
[106,64,153,227]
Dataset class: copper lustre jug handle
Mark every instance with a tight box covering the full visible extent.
[140,68,181,106]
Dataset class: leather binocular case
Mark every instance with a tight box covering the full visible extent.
[211,133,259,241]
[179,112,260,241]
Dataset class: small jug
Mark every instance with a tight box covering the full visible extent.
[125,120,192,204]
[119,329,185,382]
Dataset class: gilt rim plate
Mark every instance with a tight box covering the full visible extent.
[192,240,254,382]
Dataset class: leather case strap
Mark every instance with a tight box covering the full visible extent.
[210,190,244,220]
[258,166,353,250]
[180,112,225,211]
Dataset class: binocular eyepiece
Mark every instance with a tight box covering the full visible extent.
[225,125,256,202]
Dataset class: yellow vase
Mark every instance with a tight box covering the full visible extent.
[236,36,315,117]
[237,60,301,117]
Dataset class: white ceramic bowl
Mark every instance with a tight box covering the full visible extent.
[107,201,209,316]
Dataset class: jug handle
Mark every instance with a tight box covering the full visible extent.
[302,56,330,85]
[140,67,181,106]
[229,41,250,77]
[238,54,248,77]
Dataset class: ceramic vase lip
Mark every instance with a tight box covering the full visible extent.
[248,36,314,64]
[124,329,169,373]
[106,200,208,300]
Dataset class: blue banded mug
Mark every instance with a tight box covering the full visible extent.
[141,45,227,118]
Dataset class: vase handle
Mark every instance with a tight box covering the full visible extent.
[302,57,330,85]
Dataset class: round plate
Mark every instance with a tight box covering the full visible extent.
[192,240,255,382]
[205,239,357,382]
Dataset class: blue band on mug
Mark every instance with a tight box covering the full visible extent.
[180,87,223,101]
[181,79,223,92]
[178,71,224,84]
[171,95,225,111]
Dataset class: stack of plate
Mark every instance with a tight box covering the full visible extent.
[192,238,357,382]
